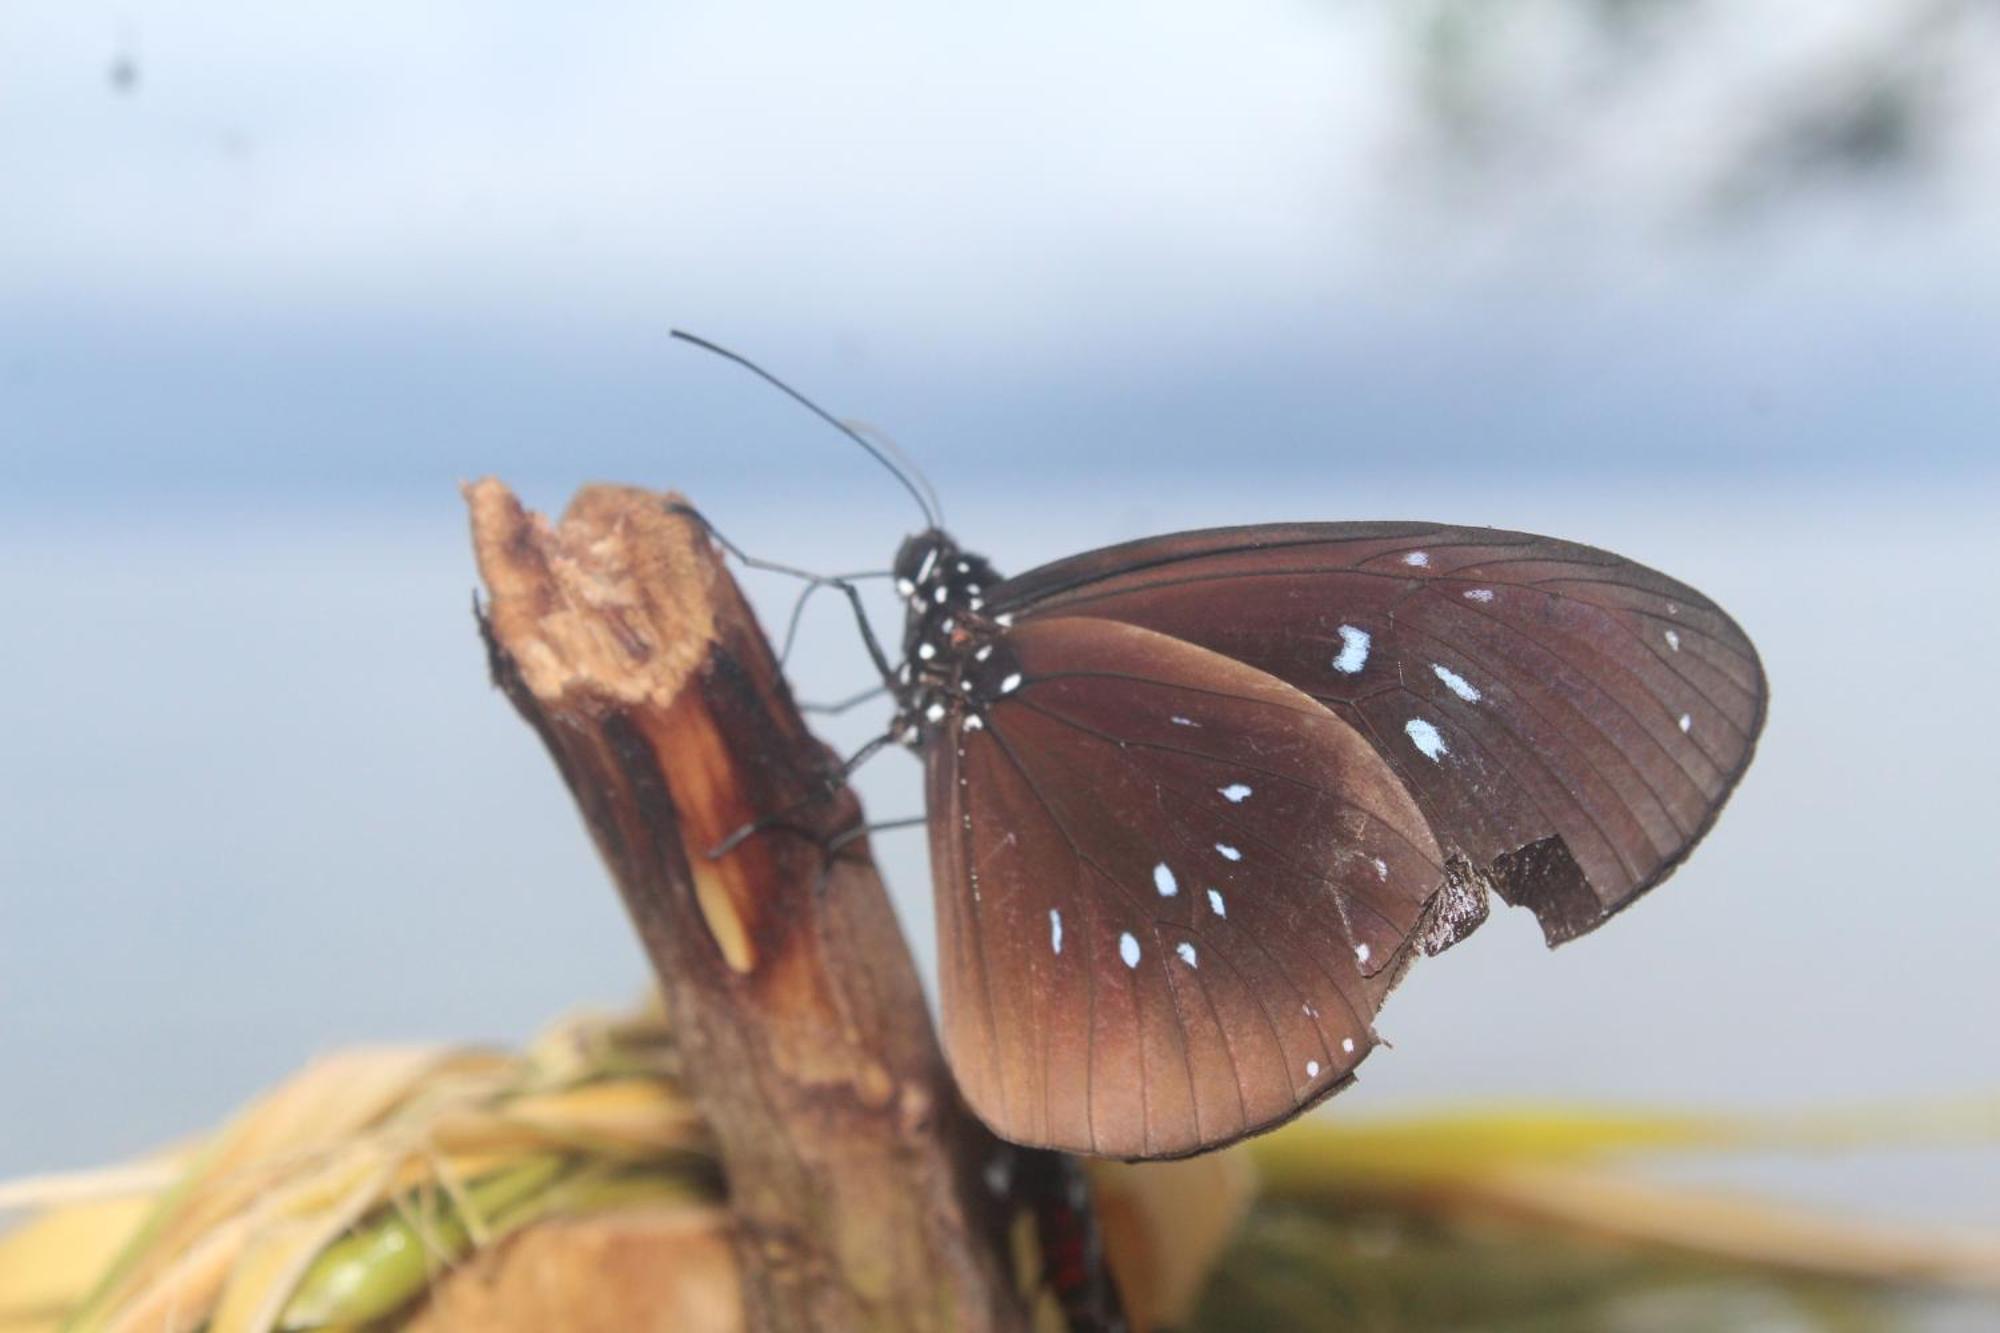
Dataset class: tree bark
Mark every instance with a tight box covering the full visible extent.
[464,481,1030,1332]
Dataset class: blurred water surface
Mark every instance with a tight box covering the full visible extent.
[2,476,1993,1233]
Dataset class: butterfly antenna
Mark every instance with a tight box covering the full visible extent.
[846,418,947,533]
[671,330,943,532]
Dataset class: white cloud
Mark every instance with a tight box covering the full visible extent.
[0,3,1382,318]
[1,0,1995,362]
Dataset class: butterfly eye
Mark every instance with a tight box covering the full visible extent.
[892,530,951,591]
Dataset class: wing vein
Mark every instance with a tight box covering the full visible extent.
[983,718,1313,1126]
[951,726,1013,1139]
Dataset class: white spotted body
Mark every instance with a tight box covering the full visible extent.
[889,528,1018,744]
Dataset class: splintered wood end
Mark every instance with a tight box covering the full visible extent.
[465,479,718,712]
[465,479,756,970]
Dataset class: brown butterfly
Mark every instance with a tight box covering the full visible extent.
[680,333,1768,1162]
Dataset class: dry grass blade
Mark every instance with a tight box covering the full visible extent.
[1472,1164,2000,1291]
[0,1197,155,1333]
[1,1013,716,1333]
[8,1008,1995,1333]
[63,1046,481,1332]
[1246,1103,2000,1292]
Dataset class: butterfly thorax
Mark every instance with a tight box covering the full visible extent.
[890,529,1022,748]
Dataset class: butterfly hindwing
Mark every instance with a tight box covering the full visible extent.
[928,614,1444,1158]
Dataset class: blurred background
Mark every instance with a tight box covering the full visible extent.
[2,0,1995,1254]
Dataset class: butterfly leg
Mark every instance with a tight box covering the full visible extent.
[826,814,926,856]
[666,501,900,685]
[774,580,822,666]
[775,576,892,669]
[799,682,891,716]
[813,815,927,897]
[704,728,901,859]
[822,577,899,688]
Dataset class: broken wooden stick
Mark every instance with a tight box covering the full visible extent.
[464,481,1032,1332]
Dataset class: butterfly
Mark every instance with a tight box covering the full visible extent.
[677,334,1768,1162]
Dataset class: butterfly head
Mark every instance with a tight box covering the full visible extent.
[892,529,999,614]
[893,531,956,598]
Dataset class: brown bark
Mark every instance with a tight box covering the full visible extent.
[464,481,1029,1332]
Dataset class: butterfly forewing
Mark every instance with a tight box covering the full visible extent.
[929,615,1443,1158]
[988,523,1767,944]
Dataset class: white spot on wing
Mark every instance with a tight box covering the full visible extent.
[1175,941,1198,968]
[1207,888,1226,917]
[925,702,946,723]
[1405,717,1448,761]
[1341,1037,1356,1053]
[1372,857,1388,881]
[963,714,984,731]
[999,672,1023,694]
[1152,862,1178,897]
[1403,551,1430,567]
[1678,712,1692,733]
[1306,1060,1321,1078]
[1219,783,1253,803]
[1049,909,1063,954]
[1331,624,1371,674]
[1119,931,1141,968]
[1215,843,1242,862]
[1664,628,1682,652]
[1355,943,1372,964]
[1431,663,1482,702]
[1170,714,1198,727]
[1464,588,1494,602]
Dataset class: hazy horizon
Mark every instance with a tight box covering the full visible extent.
[4,478,1995,1238]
